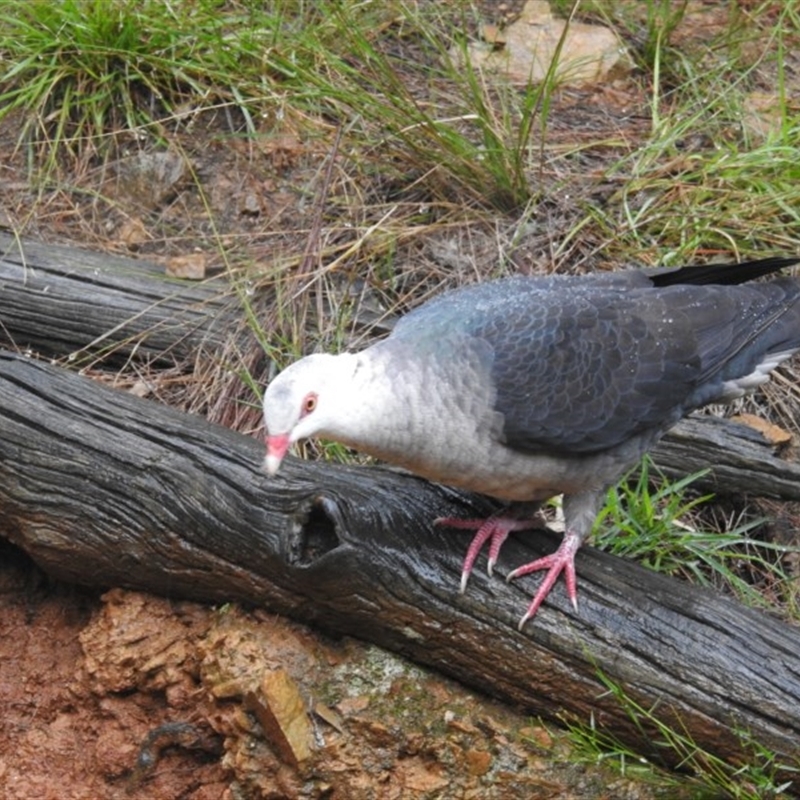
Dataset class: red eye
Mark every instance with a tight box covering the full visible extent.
[301,393,317,416]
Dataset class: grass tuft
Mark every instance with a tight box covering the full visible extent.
[594,457,798,617]
[0,0,591,210]
[563,667,800,799]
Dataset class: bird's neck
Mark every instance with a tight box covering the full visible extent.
[324,346,422,461]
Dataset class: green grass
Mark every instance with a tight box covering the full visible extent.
[603,105,800,262]
[544,0,800,264]
[2,0,797,258]
[561,668,800,799]
[0,0,559,210]
[0,0,255,173]
[594,458,798,617]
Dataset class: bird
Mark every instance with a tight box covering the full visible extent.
[261,255,800,629]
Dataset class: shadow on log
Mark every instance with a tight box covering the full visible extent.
[1,350,799,783]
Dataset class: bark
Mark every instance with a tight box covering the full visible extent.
[0,232,238,365]
[1,350,798,782]
[653,414,800,500]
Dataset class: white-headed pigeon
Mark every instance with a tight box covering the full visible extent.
[262,256,800,628]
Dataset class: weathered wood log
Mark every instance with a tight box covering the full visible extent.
[3,233,800,502]
[0,232,238,364]
[1,350,799,783]
[653,414,800,500]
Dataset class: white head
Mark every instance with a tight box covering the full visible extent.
[262,352,360,475]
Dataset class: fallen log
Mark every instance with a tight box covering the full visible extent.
[2,233,800,500]
[0,350,798,782]
[653,414,800,500]
[0,232,237,364]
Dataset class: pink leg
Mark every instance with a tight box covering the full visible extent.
[507,529,582,630]
[435,509,545,593]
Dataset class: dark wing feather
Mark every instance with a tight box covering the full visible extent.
[483,285,700,453]
[491,280,800,454]
[645,255,800,286]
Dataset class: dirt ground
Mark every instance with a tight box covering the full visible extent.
[1,541,678,800]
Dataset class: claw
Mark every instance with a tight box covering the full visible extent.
[438,511,583,628]
[509,529,582,628]
[436,510,544,591]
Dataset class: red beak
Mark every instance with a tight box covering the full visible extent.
[264,433,290,475]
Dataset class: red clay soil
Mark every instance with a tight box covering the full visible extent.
[0,544,226,800]
[1,540,674,800]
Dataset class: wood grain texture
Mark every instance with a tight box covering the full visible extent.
[653,414,800,500]
[1,350,798,780]
[0,232,237,363]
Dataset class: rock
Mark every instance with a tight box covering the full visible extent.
[457,0,632,87]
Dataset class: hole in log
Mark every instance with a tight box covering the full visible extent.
[288,496,341,566]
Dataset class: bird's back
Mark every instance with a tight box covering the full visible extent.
[390,272,800,459]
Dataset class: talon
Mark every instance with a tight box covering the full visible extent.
[440,511,583,627]
[510,529,582,627]
[438,510,543,590]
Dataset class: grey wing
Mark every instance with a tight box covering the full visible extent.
[481,282,800,455]
[389,278,701,454]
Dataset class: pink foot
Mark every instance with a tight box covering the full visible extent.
[507,529,582,630]
[435,510,545,593]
